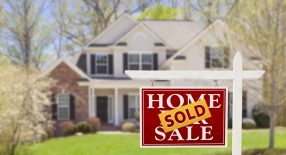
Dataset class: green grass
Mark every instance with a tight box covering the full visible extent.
[29,129,286,155]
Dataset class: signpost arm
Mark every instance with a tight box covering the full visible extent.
[232,52,243,155]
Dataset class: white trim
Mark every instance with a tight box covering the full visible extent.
[114,22,171,48]
[41,58,91,81]
[86,14,137,47]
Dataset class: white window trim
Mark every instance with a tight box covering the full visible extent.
[56,93,70,121]
[127,52,153,70]
[127,94,139,120]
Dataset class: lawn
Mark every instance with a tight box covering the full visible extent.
[29,129,286,155]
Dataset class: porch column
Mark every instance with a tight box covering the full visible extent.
[88,86,92,117]
[92,87,95,117]
[114,88,119,126]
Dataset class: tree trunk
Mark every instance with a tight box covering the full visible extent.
[269,100,276,149]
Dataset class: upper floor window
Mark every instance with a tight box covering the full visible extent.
[127,53,153,70]
[205,46,229,69]
[96,55,108,74]
[90,54,113,75]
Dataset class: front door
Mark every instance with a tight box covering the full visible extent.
[96,96,108,123]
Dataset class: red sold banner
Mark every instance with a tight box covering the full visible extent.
[140,87,228,148]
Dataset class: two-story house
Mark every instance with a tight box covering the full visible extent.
[42,14,262,128]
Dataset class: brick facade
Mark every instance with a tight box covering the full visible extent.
[49,62,89,122]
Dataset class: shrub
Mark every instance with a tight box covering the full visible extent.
[252,103,270,128]
[42,124,55,140]
[121,121,136,132]
[58,121,76,136]
[242,119,256,129]
[228,118,232,129]
[86,117,101,133]
[76,121,93,134]
[135,112,140,122]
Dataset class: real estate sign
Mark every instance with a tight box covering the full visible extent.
[140,87,228,148]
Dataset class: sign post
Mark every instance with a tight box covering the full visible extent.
[126,52,265,154]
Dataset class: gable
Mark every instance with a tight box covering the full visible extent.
[115,23,169,51]
[88,14,137,46]
[162,20,231,67]
[42,59,91,81]
[162,19,262,70]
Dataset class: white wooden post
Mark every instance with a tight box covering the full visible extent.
[125,52,264,155]
[232,53,243,155]
[91,88,95,117]
[114,88,119,126]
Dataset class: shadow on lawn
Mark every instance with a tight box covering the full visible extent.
[216,148,286,155]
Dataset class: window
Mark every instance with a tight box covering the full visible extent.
[128,54,140,70]
[128,53,153,70]
[57,93,70,120]
[96,55,108,74]
[142,54,153,70]
[210,47,225,68]
[128,95,139,119]
[206,46,229,69]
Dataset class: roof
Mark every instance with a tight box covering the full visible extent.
[142,20,205,49]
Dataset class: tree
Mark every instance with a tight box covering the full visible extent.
[1,0,53,68]
[227,0,286,149]
[183,0,237,25]
[138,3,178,20]
[51,0,159,56]
[0,55,53,155]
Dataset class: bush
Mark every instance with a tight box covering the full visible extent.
[76,121,93,134]
[86,117,101,133]
[42,124,55,140]
[252,103,270,128]
[228,118,232,129]
[121,121,136,132]
[242,119,256,129]
[58,121,76,136]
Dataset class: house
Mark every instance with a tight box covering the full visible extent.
[42,14,263,127]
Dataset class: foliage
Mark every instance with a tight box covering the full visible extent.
[86,118,101,133]
[58,121,76,136]
[242,119,257,129]
[76,122,93,134]
[252,103,270,128]
[0,56,53,155]
[42,124,55,140]
[120,121,136,132]
[227,0,286,148]
[138,4,178,20]
[1,0,53,67]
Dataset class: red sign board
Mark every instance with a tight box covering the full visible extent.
[140,87,228,148]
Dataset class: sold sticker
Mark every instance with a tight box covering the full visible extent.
[158,100,212,133]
